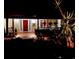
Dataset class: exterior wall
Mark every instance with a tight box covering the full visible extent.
[8,18,13,33]
[4,18,6,33]
[4,18,62,33]
[29,19,37,32]
[14,19,21,32]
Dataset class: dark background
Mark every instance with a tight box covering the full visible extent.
[4,0,75,19]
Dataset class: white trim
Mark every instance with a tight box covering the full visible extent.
[20,19,23,32]
[28,19,29,31]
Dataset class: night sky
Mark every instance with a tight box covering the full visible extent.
[4,0,75,18]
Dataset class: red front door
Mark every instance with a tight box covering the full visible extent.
[23,20,28,31]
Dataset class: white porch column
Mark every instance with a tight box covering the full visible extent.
[57,19,61,30]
